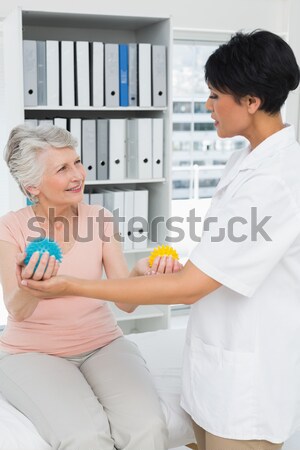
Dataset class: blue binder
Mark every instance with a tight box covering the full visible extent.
[119,44,129,107]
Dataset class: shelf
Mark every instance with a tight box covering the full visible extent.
[123,243,159,254]
[25,107,167,112]
[111,305,165,322]
[85,178,166,186]
[22,11,168,30]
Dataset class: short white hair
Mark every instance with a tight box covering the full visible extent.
[4,124,78,203]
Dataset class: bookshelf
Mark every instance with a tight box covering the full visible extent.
[2,7,173,333]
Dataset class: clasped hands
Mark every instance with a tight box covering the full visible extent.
[16,251,182,299]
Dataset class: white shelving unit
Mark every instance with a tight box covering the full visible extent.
[2,7,173,334]
[25,107,168,111]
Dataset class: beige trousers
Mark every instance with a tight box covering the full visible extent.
[0,337,168,450]
[192,420,284,450]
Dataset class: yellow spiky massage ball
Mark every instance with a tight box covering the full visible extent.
[148,245,179,268]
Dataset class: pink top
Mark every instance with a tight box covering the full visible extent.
[0,203,123,356]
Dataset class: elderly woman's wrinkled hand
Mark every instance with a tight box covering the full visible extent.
[16,251,60,282]
[134,256,183,276]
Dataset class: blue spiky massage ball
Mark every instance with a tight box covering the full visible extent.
[24,238,63,267]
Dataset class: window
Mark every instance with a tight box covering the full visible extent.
[173,122,192,131]
[173,101,192,113]
[173,140,192,152]
[192,160,205,166]
[194,122,215,131]
[194,101,209,114]
[172,37,248,201]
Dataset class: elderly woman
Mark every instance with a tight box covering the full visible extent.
[0,125,181,450]
[21,30,300,450]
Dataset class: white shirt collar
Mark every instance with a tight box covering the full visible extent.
[239,124,296,170]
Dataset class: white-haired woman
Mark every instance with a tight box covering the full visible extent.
[0,124,179,450]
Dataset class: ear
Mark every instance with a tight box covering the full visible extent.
[246,96,261,114]
[25,185,40,197]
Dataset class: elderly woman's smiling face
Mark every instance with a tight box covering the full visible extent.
[32,146,86,207]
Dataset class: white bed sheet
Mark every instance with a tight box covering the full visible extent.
[0,328,194,450]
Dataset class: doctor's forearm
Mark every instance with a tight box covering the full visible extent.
[68,272,195,305]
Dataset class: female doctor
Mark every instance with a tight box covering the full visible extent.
[20,30,300,450]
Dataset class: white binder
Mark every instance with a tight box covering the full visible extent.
[38,119,53,127]
[54,117,67,129]
[46,40,59,107]
[90,192,104,206]
[126,118,138,179]
[109,119,126,180]
[102,190,111,210]
[128,43,137,106]
[152,118,164,178]
[103,189,125,244]
[104,43,119,107]
[75,41,90,107]
[23,40,38,106]
[83,193,90,204]
[138,43,151,107]
[113,190,125,245]
[70,118,82,159]
[25,119,38,127]
[138,118,152,179]
[61,41,75,107]
[123,189,134,251]
[92,42,104,107]
[152,45,167,107]
[133,189,149,250]
[82,119,96,181]
[127,118,152,179]
[37,41,47,106]
[96,119,109,180]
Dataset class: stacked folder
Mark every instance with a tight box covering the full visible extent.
[25,118,164,180]
[88,189,149,250]
[23,40,167,108]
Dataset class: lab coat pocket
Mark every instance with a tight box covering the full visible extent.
[190,337,256,433]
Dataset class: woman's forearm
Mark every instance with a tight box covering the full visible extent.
[6,288,40,321]
[114,266,140,313]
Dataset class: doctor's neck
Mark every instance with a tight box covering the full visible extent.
[246,112,285,151]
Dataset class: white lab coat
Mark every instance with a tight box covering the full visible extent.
[181,125,300,443]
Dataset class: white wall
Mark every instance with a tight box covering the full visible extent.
[285,0,300,137]
[0,28,9,216]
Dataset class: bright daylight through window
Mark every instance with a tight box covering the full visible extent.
[172,40,248,200]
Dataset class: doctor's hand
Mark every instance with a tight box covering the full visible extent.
[17,274,73,299]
